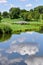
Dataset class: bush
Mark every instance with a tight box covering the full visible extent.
[0,16,2,22]
[0,24,12,34]
[0,28,3,34]
[23,13,28,21]
[42,14,43,20]
[40,26,43,32]
[2,11,9,18]
[4,26,12,34]
[32,11,40,21]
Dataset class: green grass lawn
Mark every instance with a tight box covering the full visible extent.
[0,18,43,34]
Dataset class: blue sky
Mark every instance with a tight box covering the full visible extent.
[0,0,43,12]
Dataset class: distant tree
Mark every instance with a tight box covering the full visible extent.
[34,6,43,14]
[28,13,33,21]
[0,12,2,22]
[9,7,20,19]
[21,9,27,13]
[30,9,33,12]
[2,11,9,18]
[22,12,32,21]
[23,13,28,21]
[32,11,40,21]
[20,9,27,18]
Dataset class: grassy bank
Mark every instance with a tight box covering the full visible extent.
[0,18,43,34]
[0,23,12,34]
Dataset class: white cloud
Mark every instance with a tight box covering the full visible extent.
[6,43,39,55]
[0,0,7,3]
[25,57,43,65]
[26,4,32,7]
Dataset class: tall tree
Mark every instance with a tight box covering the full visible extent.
[9,7,20,19]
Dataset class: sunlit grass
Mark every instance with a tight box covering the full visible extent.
[0,18,43,33]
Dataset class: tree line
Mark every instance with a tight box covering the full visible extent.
[0,5,43,21]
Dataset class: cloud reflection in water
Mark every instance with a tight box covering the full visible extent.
[6,42,39,55]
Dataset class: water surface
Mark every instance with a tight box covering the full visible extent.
[0,32,43,65]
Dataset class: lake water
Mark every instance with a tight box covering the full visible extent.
[0,31,43,65]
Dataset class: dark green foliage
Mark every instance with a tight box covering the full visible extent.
[0,29,3,34]
[32,11,40,21]
[0,12,1,16]
[0,25,12,34]
[34,6,43,14]
[20,9,27,18]
[30,9,33,12]
[28,12,33,21]
[2,11,9,18]
[40,26,43,32]
[0,6,43,21]
[0,12,2,22]
[0,16,2,22]
[22,13,28,21]
[21,11,40,21]
[20,6,41,21]
[4,27,12,34]
[42,14,43,19]
[21,9,27,13]
[9,7,20,19]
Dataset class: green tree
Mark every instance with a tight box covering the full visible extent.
[9,7,20,19]
[28,11,34,21]
[32,11,40,21]
[34,6,43,14]
[20,9,27,18]
[23,13,28,21]
[30,9,33,12]
[22,12,32,21]
[21,9,27,13]
[2,11,9,18]
[0,12,2,22]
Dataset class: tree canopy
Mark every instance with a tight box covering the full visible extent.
[0,5,43,21]
[9,7,20,19]
[2,11,9,18]
[34,6,43,14]
[0,12,2,22]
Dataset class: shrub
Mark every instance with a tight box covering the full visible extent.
[0,16,2,22]
[42,14,43,20]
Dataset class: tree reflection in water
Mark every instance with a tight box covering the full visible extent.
[0,34,11,42]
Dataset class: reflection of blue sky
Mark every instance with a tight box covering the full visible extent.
[0,32,43,65]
